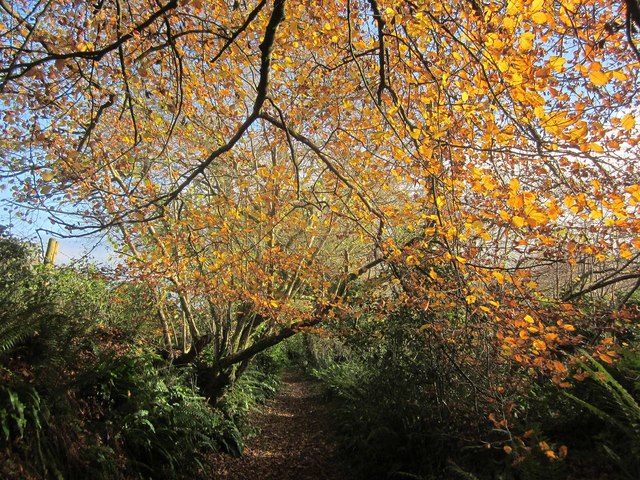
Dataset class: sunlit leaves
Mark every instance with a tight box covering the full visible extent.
[621,113,636,131]
[589,70,609,86]
[1,0,640,387]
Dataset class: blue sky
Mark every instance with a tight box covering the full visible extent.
[1,189,114,265]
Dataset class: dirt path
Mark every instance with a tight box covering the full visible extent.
[209,370,350,480]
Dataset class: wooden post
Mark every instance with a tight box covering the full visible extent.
[44,238,59,265]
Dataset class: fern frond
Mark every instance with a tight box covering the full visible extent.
[0,313,38,355]
[446,460,481,480]
[565,349,640,479]
[563,390,626,432]
[577,349,640,438]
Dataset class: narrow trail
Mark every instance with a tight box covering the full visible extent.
[209,370,350,480]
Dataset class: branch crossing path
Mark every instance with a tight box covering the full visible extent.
[209,370,350,479]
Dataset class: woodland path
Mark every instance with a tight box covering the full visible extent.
[208,370,350,480]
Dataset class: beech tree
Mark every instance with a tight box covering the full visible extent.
[2,0,640,397]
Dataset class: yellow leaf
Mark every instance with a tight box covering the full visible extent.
[465,295,477,304]
[471,219,484,230]
[589,70,609,86]
[621,246,633,259]
[519,32,535,51]
[524,314,535,324]
[533,339,547,351]
[493,271,505,285]
[531,11,547,24]
[548,56,566,72]
[512,216,525,227]
[621,113,636,131]
[612,70,627,81]
[528,210,548,226]
[590,208,603,220]
[530,0,544,12]
[508,193,524,209]
[41,171,55,182]
[563,195,576,208]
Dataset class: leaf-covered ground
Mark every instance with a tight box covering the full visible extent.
[209,370,349,479]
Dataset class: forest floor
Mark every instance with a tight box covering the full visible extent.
[208,370,351,480]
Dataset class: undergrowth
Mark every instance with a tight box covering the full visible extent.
[300,307,640,480]
[0,234,283,479]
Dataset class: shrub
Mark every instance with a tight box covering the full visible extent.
[0,234,229,479]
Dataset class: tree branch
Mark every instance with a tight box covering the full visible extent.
[563,271,640,301]
[1,0,179,81]
[258,112,386,223]
[159,0,286,205]
[216,253,384,369]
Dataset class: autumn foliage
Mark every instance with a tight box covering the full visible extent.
[2,0,640,408]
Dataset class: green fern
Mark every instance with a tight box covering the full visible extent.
[0,386,46,443]
[564,350,640,439]
[0,315,37,354]
[564,349,640,478]
[390,472,426,480]
[446,460,481,480]
[0,287,46,356]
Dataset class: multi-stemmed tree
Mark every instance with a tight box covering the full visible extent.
[2,0,640,399]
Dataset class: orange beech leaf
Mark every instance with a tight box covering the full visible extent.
[559,445,568,459]
[597,353,615,364]
[533,340,547,351]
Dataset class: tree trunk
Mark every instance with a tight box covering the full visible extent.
[198,365,235,404]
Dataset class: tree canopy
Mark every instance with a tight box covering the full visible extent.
[2,0,640,392]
